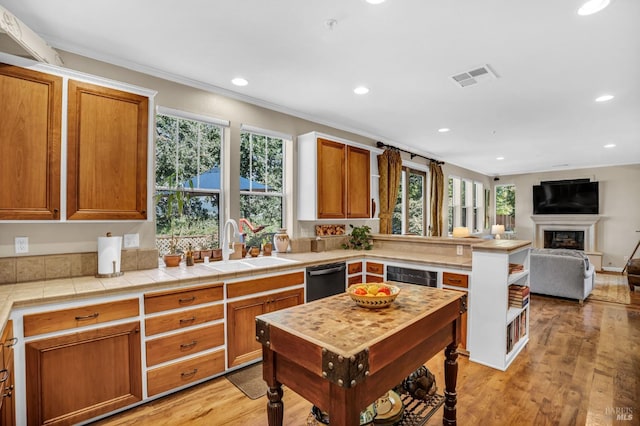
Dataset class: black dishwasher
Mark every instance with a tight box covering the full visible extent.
[305,262,347,302]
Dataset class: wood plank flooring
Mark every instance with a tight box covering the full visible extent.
[93,273,640,426]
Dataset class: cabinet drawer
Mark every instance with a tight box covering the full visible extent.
[348,275,364,286]
[23,298,139,337]
[348,262,363,274]
[366,262,384,275]
[366,274,385,283]
[145,283,223,314]
[147,349,225,396]
[145,304,224,336]
[227,272,304,299]
[146,323,224,366]
[442,272,469,288]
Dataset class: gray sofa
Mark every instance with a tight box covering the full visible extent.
[529,248,595,303]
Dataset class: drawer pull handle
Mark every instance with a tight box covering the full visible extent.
[179,296,196,303]
[180,340,198,349]
[181,368,198,378]
[179,317,196,324]
[75,312,99,321]
[0,369,8,383]
[5,337,18,348]
[448,278,462,283]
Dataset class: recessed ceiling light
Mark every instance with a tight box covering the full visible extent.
[496,156,505,161]
[366,0,386,4]
[354,86,369,95]
[595,94,614,102]
[604,143,616,148]
[438,128,450,133]
[578,0,610,16]
[231,77,248,87]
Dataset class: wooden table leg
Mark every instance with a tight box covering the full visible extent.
[262,347,283,426]
[443,342,458,426]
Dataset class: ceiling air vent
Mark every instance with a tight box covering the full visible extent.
[450,64,498,88]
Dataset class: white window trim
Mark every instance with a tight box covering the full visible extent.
[157,105,230,127]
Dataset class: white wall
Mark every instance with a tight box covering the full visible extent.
[497,164,640,269]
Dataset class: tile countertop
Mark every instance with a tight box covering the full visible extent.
[0,247,474,327]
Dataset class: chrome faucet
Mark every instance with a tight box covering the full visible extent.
[221,219,242,261]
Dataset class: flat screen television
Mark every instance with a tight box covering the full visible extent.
[532,181,599,214]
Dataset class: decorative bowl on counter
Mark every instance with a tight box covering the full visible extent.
[348,283,400,309]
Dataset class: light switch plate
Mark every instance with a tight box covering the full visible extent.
[124,233,139,248]
[15,237,29,254]
[456,245,463,256]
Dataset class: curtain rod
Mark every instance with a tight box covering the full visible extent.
[376,142,444,165]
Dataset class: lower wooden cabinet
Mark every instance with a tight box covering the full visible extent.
[1,321,16,426]
[443,272,470,353]
[25,322,142,426]
[227,288,304,367]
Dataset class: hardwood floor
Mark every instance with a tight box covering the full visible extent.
[93,273,640,426]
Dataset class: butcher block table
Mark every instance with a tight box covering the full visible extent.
[255,283,466,426]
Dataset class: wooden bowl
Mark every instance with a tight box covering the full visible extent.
[348,283,400,309]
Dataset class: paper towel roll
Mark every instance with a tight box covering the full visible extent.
[98,236,122,275]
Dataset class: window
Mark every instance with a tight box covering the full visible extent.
[240,129,286,247]
[155,108,224,254]
[393,167,427,235]
[495,184,516,232]
[448,176,486,234]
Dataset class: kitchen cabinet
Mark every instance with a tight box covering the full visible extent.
[442,271,469,353]
[298,132,371,220]
[25,321,142,425]
[227,271,305,367]
[365,261,385,283]
[67,79,149,220]
[347,261,364,286]
[144,283,225,396]
[1,321,16,426]
[0,63,62,220]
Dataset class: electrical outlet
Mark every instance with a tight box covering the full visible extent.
[456,245,463,256]
[15,237,29,254]
[124,233,140,248]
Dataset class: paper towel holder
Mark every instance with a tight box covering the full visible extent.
[96,232,125,278]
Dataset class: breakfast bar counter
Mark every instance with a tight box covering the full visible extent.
[256,283,466,426]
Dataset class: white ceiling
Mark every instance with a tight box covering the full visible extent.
[2,0,639,176]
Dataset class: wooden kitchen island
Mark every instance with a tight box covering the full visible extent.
[256,283,466,426]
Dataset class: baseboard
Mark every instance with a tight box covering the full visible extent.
[602,266,624,273]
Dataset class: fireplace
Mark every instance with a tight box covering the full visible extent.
[544,230,585,250]
[530,214,600,252]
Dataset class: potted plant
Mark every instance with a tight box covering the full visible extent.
[157,174,192,267]
[342,224,373,250]
[262,237,273,256]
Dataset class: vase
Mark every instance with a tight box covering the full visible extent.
[262,243,273,256]
[273,228,290,253]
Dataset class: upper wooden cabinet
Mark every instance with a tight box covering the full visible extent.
[67,80,149,220]
[0,63,62,220]
[298,132,371,220]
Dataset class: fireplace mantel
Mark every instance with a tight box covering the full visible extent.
[530,215,601,252]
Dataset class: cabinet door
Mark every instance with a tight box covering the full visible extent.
[25,322,142,425]
[226,288,304,368]
[317,138,346,218]
[346,145,370,218]
[226,295,268,368]
[0,63,62,220]
[67,80,149,220]
[1,321,15,426]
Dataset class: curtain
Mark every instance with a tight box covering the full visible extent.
[377,149,402,234]
[429,162,445,236]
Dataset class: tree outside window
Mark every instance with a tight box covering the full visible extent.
[495,184,516,232]
[240,131,285,248]
[155,113,222,254]
[393,168,427,235]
